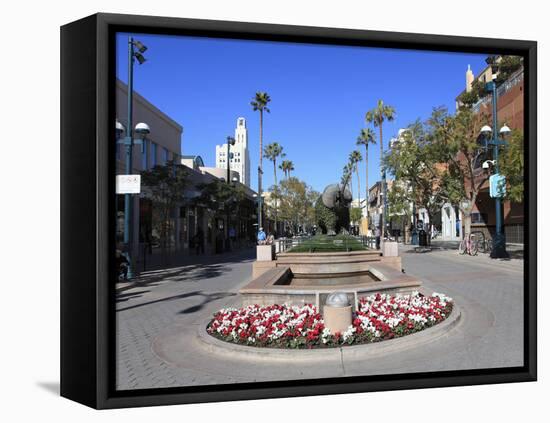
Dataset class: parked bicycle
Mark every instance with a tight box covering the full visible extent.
[470,231,493,254]
[459,233,479,256]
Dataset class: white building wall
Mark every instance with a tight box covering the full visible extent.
[215,117,250,187]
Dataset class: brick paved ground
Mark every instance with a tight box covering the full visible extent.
[115,245,524,390]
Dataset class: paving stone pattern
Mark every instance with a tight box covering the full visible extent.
[116,246,524,390]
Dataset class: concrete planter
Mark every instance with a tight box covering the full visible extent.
[383,241,399,257]
[257,244,275,261]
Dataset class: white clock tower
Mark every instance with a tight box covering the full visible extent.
[216,117,250,187]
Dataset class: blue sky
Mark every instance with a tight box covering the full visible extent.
[116,33,488,195]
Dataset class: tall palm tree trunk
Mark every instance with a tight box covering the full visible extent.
[379,124,385,242]
[273,159,278,235]
[356,167,361,210]
[258,110,263,228]
[365,145,369,231]
[259,111,263,172]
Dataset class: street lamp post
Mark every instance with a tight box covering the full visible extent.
[121,36,147,278]
[481,77,510,259]
[257,166,263,230]
[226,136,235,184]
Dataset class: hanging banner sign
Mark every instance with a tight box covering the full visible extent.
[116,175,141,194]
[489,174,506,198]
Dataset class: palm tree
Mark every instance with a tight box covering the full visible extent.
[342,163,353,194]
[366,100,396,237]
[264,142,285,187]
[264,142,284,235]
[349,150,363,207]
[279,160,294,178]
[356,128,376,224]
[251,92,271,228]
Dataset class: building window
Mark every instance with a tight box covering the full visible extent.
[151,142,157,167]
[141,139,148,170]
[471,212,488,224]
[163,147,169,164]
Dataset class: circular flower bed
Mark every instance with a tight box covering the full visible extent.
[207,292,453,349]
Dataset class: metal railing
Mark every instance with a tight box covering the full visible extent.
[275,235,375,253]
[472,70,523,113]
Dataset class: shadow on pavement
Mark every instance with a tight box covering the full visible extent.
[116,290,151,303]
[117,290,203,312]
[120,263,233,293]
[178,291,237,315]
[139,248,256,273]
[116,290,236,313]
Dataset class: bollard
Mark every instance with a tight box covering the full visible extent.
[323,292,352,335]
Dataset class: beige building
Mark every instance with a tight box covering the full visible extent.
[115,79,183,267]
[215,117,251,187]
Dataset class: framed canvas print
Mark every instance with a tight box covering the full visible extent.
[60,13,537,409]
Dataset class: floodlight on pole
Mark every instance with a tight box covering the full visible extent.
[133,40,148,53]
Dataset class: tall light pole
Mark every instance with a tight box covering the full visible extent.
[257,166,263,230]
[480,121,510,259]
[122,36,147,277]
[480,75,510,259]
[226,136,235,184]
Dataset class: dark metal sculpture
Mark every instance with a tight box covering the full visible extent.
[316,184,352,234]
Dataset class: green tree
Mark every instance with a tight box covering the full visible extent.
[277,177,317,234]
[366,100,396,234]
[195,178,248,242]
[350,207,363,225]
[384,118,447,240]
[141,160,188,262]
[386,181,412,240]
[495,55,523,84]
[427,106,490,237]
[458,79,486,108]
[356,127,376,224]
[499,129,524,202]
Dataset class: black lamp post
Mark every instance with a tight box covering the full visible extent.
[226,136,235,184]
[118,36,148,279]
[480,117,510,259]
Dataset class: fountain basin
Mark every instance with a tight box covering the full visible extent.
[240,263,423,312]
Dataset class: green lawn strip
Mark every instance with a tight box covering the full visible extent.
[287,234,367,253]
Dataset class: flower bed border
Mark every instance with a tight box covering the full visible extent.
[197,306,461,360]
[199,301,461,358]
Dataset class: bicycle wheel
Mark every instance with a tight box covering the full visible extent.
[474,239,485,253]
[458,239,467,255]
[485,239,493,253]
[470,241,479,256]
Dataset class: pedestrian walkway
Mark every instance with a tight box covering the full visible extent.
[115,242,524,390]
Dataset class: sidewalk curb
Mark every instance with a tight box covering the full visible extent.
[195,305,462,362]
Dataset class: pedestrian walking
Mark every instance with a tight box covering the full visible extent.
[375,227,381,250]
[257,227,267,245]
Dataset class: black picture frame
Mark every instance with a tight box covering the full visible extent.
[60,12,537,409]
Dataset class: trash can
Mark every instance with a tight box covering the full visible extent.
[419,229,427,247]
